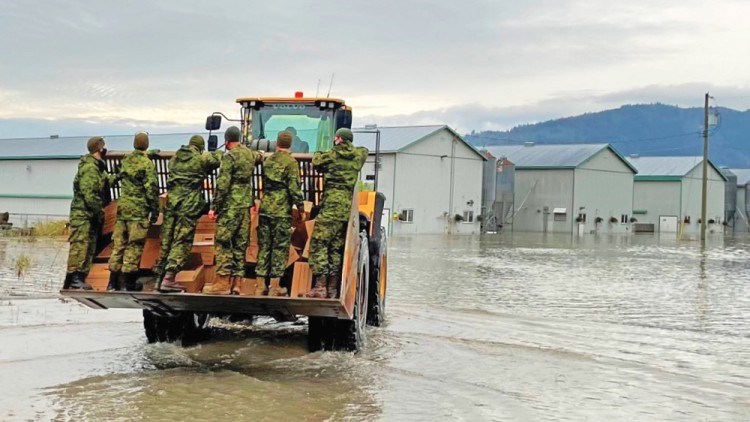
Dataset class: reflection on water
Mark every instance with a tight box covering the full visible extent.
[1,233,750,420]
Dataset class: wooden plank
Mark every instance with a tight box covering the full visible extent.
[290,262,312,298]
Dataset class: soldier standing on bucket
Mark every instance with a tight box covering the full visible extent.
[305,128,367,299]
[64,136,113,290]
[255,130,306,297]
[202,126,263,295]
[107,132,160,291]
[158,135,223,292]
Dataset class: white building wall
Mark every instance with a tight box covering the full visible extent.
[680,166,725,235]
[574,149,635,234]
[512,169,574,233]
[388,131,483,235]
[0,159,78,225]
[632,181,681,231]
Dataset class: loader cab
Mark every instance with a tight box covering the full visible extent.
[205,94,352,153]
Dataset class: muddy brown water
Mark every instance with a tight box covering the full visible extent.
[0,233,749,421]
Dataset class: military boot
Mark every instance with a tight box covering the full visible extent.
[267,278,288,297]
[203,274,231,295]
[159,272,185,292]
[254,277,267,296]
[124,272,139,291]
[327,275,339,299]
[230,276,241,295]
[107,271,121,291]
[69,272,93,290]
[62,272,73,289]
[305,276,328,299]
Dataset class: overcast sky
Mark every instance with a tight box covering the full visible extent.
[1,0,749,138]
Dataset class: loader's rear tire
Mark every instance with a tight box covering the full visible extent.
[367,231,387,327]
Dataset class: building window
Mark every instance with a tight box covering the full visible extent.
[462,210,474,223]
[553,208,566,222]
[398,209,414,223]
[620,214,629,223]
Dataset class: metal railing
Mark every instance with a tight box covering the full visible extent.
[105,151,324,207]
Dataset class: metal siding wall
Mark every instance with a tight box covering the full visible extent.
[633,181,681,227]
[391,131,483,235]
[574,149,635,233]
[0,159,78,197]
[512,169,574,233]
[680,166,726,234]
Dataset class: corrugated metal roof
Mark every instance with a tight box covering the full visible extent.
[627,156,727,181]
[626,156,702,176]
[353,125,485,159]
[353,125,444,152]
[728,168,750,185]
[0,133,208,160]
[484,143,635,171]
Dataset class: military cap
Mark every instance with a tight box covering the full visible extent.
[224,126,241,143]
[277,131,293,149]
[134,131,149,150]
[87,136,105,154]
[335,127,353,142]
[189,135,205,150]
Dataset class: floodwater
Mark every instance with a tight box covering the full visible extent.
[1,233,750,421]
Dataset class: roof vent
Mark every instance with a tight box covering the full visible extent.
[630,153,639,158]
[523,141,535,147]
[50,134,59,139]
[364,124,377,130]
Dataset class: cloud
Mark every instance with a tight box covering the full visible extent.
[1,0,750,137]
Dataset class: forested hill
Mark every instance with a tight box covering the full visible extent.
[465,104,750,167]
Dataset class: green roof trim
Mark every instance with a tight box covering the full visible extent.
[402,126,487,161]
[0,193,73,199]
[632,209,647,214]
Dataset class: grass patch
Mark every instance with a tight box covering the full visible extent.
[14,253,31,279]
[32,220,68,237]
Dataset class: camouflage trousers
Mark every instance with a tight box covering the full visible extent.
[215,207,250,277]
[308,219,347,277]
[256,215,292,278]
[156,211,198,274]
[66,217,99,274]
[108,219,149,273]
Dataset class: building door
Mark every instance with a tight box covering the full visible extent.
[659,215,678,233]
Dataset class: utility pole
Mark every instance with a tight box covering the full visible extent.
[700,92,710,243]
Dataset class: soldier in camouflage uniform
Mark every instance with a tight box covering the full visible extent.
[202,126,263,295]
[64,136,112,290]
[255,131,306,297]
[158,135,223,292]
[107,132,160,291]
[306,128,368,299]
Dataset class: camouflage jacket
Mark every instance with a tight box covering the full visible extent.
[312,141,368,221]
[69,154,111,222]
[259,151,304,217]
[212,144,262,212]
[116,150,160,221]
[166,145,222,218]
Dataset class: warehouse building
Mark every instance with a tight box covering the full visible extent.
[0,133,192,227]
[727,168,750,231]
[626,156,726,236]
[485,143,637,234]
[356,125,486,235]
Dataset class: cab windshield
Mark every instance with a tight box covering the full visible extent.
[251,104,334,153]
